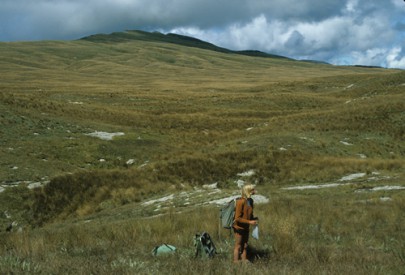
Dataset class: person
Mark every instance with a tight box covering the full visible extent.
[233,184,258,263]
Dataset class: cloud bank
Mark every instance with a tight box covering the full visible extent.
[1,0,405,68]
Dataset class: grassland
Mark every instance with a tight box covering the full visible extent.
[0,30,404,274]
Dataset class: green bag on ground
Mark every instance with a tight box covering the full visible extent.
[152,244,176,256]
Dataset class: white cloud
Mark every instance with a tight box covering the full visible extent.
[391,0,405,9]
[331,47,405,69]
[386,47,405,69]
[172,11,403,67]
[345,0,359,13]
[346,48,389,66]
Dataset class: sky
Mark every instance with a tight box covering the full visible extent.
[1,0,405,68]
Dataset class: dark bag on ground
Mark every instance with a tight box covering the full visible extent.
[194,232,216,258]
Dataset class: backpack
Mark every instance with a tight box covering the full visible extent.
[219,197,240,229]
[194,232,216,258]
[152,244,176,256]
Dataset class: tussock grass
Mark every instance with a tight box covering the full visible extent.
[1,187,405,274]
[29,168,171,225]
[0,31,404,273]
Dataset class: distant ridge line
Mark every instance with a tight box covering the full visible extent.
[79,29,292,60]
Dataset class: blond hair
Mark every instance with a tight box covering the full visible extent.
[241,184,256,199]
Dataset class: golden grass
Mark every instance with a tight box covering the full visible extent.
[0,32,404,273]
[2,185,405,274]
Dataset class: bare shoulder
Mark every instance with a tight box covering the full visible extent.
[236,197,246,206]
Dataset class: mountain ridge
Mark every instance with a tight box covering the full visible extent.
[79,29,295,61]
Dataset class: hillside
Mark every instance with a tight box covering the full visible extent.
[0,30,404,274]
[80,30,291,59]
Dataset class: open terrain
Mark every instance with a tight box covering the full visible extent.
[0,30,404,274]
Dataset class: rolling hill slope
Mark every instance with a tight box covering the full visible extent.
[0,29,404,274]
[0,29,403,218]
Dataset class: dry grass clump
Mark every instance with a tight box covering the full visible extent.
[154,149,279,185]
[29,169,170,225]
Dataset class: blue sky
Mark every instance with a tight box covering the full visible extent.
[1,0,405,68]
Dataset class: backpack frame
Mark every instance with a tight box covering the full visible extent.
[194,232,217,258]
